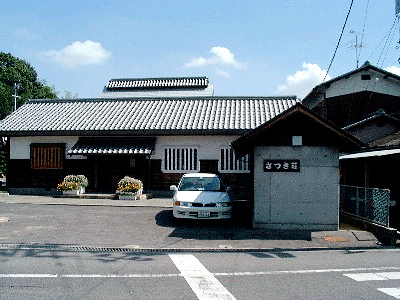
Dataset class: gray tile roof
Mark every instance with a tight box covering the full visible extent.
[68,137,155,155]
[102,77,214,98]
[0,96,298,136]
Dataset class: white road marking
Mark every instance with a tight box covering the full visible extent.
[0,274,58,278]
[215,266,400,277]
[344,273,389,281]
[377,288,400,299]
[169,253,236,300]
[0,266,398,280]
[378,272,400,280]
[345,272,400,299]
[0,273,180,278]
[344,271,400,281]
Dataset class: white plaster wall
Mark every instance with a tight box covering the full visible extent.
[10,135,240,161]
[152,135,240,159]
[326,70,400,98]
[10,136,85,160]
[253,146,339,230]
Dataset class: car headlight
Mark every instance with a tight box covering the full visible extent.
[216,202,230,207]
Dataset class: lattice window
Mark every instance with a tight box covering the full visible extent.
[163,147,198,172]
[30,144,65,169]
[219,147,250,173]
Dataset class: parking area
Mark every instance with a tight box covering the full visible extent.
[0,194,383,251]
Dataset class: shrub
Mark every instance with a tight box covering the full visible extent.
[117,176,143,194]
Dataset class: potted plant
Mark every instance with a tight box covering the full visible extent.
[117,176,143,200]
[57,175,89,195]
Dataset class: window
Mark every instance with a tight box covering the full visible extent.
[30,144,65,169]
[361,74,371,80]
[164,147,198,172]
[220,147,250,173]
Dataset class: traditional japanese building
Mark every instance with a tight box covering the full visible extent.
[0,77,298,196]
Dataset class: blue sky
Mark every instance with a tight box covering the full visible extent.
[2,0,400,99]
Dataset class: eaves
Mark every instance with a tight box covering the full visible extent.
[1,129,251,137]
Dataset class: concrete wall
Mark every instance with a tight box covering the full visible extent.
[253,146,339,230]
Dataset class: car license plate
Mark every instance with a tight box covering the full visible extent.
[198,211,210,218]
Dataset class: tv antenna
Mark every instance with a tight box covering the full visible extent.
[349,30,367,68]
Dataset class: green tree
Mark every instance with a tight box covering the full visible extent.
[0,52,57,119]
[0,52,57,177]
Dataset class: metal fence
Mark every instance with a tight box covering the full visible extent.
[340,185,390,227]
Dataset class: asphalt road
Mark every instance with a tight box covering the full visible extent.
[0,248,399,299]
[0,202,399,299]
[0,201,382,250]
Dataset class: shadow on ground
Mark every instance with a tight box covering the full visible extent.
[155,210,312,241]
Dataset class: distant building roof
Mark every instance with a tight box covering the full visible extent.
[302,61,400,105]
[343,110,400,131]
[102,77,214,98]
[0,96,298,136]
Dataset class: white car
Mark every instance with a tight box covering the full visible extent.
[170,173,232,219]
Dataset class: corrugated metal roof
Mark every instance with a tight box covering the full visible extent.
[0,96,298,135]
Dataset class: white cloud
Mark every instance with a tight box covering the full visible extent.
[277,63,330,99]
[216,69,231,78]
[184,47,245,69]
[385,66,400,76]
[14,28,41,40]
[45,40,111,68]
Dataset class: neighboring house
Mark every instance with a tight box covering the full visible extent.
[302,63,400,230]
[343,110,400,146]
[0,77,298,196]
[302,61,400,128]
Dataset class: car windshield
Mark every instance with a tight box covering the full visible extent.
[178,176,222,191]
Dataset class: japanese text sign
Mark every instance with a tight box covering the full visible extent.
[263,160,300,172]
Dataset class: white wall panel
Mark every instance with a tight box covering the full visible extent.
[10,136,84,160]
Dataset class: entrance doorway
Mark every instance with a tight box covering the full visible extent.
[91,155,148,192]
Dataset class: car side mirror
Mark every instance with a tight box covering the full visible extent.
[170,185,178,191]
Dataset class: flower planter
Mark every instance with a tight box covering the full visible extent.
[62,187,85,195]
[63,190,79,195]
[118,194,138,200]
[57,175,88,195]
[117,176,143,200]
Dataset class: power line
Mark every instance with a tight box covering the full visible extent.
[377,17,398,67]
[359,0,370,60]
[324,0,354,82]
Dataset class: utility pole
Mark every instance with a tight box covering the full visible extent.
[12,83,20,112]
